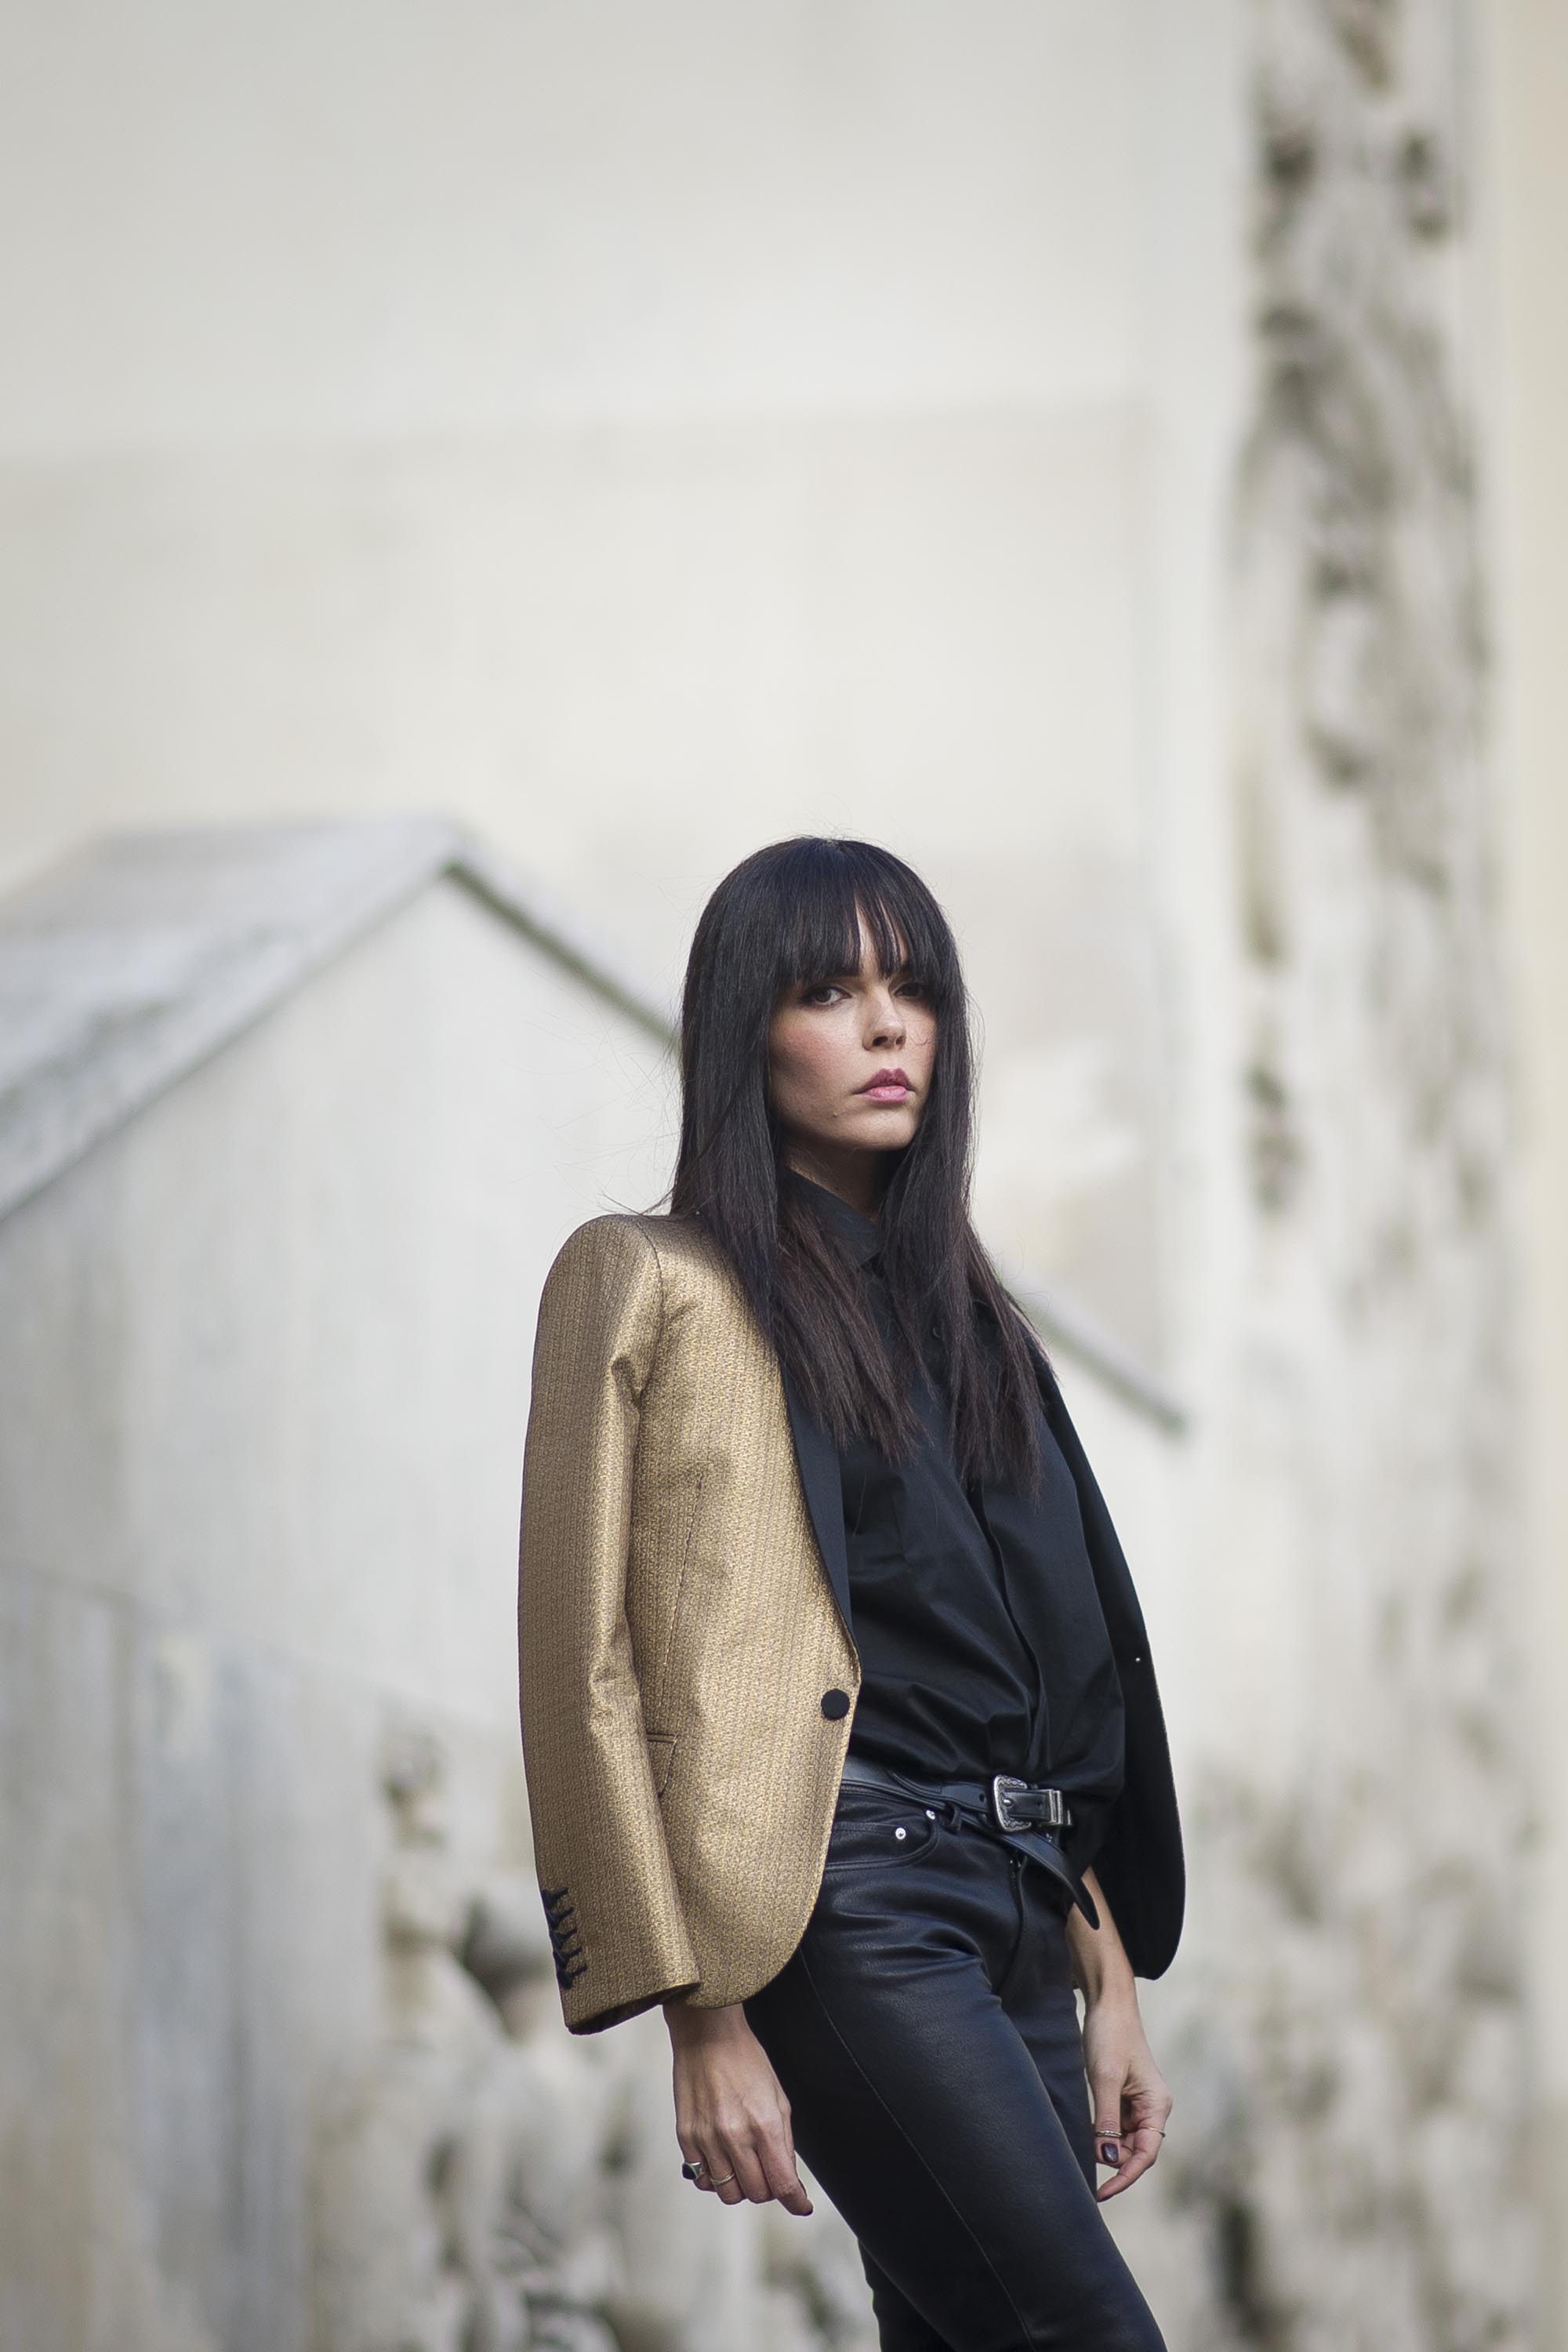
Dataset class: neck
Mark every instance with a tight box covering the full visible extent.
[782,1141,893,1218]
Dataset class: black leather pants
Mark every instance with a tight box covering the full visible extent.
[745,1786,1167,2352]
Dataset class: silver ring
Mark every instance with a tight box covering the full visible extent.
[681,2158,705,2183]
[709,2169,737,2187]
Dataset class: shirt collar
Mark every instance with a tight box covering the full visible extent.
[782,1169,884,1268]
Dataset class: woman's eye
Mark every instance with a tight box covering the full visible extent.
[803,984,843,1006]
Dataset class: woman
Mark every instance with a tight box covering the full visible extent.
[517,837,1182,2352]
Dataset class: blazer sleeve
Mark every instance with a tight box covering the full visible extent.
[517,1216,699,2033]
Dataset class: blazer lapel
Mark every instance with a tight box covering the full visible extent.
[781,1370,855,1642]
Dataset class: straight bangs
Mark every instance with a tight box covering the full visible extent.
[765,840,963,1022]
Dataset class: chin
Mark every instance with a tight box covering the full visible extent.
[849,1109,920,1149]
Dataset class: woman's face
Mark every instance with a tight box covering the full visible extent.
[766,914,937,1191]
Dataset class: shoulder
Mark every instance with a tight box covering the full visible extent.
[546,1212,660,1280]
[541,1211,737,1316]
[533,1217,662,1352]
[534,1214,753,1384]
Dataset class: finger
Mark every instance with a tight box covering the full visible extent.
[756,2122,814,2216]
[1097,2143,1158,2198]
[698,2149,743,2205]
[1092,2118,1125,2172]
[702,2131,753,2205]
[714,2131,772,2206]
[1117,2096,1170,2166]
[1094,2122,1164,2201]
[677,2132,720,2194]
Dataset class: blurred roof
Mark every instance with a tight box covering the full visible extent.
[0,815,1184,1432]
[0,814,673,1227]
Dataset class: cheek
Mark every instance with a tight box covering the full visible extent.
[768,1019,852,1116]
[903,1009,938,1081]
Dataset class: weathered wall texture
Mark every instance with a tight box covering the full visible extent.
[1488,2,1568,2342]
[1131,4,1530,2345]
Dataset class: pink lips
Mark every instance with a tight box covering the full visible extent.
[857,1067,912,1103]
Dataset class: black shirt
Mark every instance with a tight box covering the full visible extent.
[789,1174,1126,1849]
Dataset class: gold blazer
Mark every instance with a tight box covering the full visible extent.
[517,1212,1183,2035]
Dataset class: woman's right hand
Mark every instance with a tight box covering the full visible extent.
[663,1999,814,2216]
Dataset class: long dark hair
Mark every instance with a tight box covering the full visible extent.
[670,837,1046,1493]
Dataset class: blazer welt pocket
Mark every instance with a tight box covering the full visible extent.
[644,1733,677,1797]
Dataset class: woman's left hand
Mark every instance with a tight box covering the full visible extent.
[1080,1988,1171,2200]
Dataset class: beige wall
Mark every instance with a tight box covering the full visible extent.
[0,0,1249,1364]
[1488,3,1568,2341]
[0,880,656,2347]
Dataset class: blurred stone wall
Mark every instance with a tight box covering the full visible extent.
[1489,2,1568,2343]
[1112,5,1532,2345]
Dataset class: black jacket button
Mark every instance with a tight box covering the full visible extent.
[821,1689,851,1720]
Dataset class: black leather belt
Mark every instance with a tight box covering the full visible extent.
[837,1756,1100,1930]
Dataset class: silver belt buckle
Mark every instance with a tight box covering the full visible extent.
[990,1774,1029,1831]
[990,1775,1069,1833]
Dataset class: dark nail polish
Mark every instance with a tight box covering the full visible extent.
[1099,2139,1120,2165]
